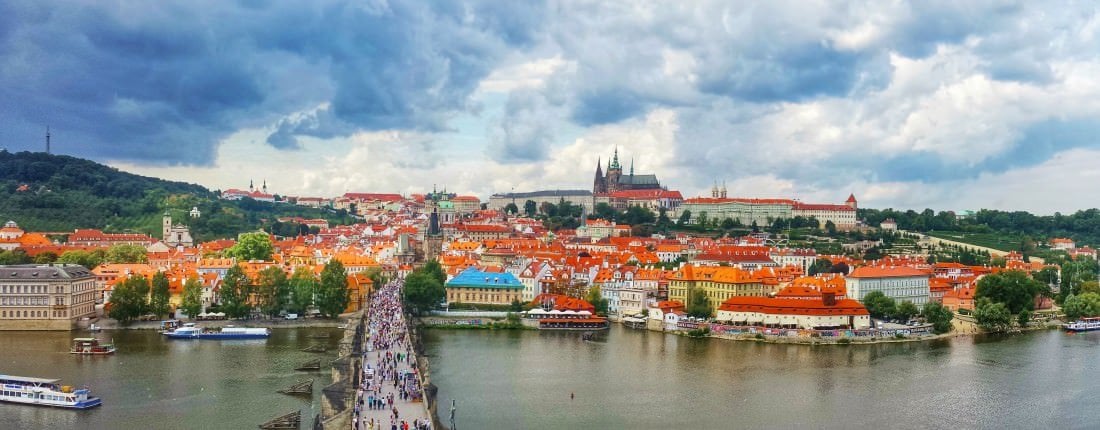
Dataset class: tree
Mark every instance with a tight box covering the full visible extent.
[257,266,290,317]
[593,202,618,221]
[33,252,58,264]
[825,220,837,235]
[921,302,954,334]
[677,210,692,226]
[0,250,32,265]
[503,203,519,215]
[109,275,150,323]
[974,299,1013,333]
[861,291,896,320]
[220,265,252,318]
[56,250,104,269]
[1063,293,1088,321]
[720,218,736,230]
[975,270,1045,314]
[403,271,445,315]
[524,200,537,217]
[1078,281,1100,295]
[686,289,711,319]
[105,244,149,263]
[422,260,447,285]
[225,231,274,261]
[149,271,171,319]
[316,260,349,318]
[808,259,833,276]
[180,277,203,318]
[287,268,317,315]
[585,286,609,316]
[1017,309,1032,327]
[893,301,919,322]
[365,267,388,290]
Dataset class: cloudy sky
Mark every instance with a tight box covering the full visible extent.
[2,1,1100,213]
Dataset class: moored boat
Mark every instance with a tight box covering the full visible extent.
[1064,317,1100,332]
[163,323,270,339]
[0,375,102,409]
[70,337,116,355]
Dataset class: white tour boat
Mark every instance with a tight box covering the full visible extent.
[0,375,102,409]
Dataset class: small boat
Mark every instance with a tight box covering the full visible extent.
[89,324,101,332]
[1064,317,1100,332]
[163,323,270,340]
[0,375,102,409]
[621,316,647,329]
[70,338,116,355]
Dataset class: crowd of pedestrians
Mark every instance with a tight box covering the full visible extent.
[353,279,431,430]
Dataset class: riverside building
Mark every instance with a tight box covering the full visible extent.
[0,264,97,330]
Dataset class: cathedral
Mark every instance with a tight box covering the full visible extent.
[592,148,662,194]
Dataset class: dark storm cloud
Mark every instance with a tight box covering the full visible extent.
[0,0,545,163]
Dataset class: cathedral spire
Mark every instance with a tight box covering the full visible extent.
[630,158,634,176]
[611,147,620,169]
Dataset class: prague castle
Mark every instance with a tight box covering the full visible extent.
[593,148,662,194]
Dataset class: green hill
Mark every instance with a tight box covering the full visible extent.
[0,150,355,241]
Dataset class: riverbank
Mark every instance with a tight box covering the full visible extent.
[85,316,351,331]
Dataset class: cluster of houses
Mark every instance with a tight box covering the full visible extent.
[0,186,1081,332]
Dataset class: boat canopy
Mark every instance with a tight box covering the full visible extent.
[72,338,98,341]
[0,375,61,384]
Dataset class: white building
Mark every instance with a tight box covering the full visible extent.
[845,266,931,305]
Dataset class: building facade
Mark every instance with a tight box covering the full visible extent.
[444,268,524,306]
[488,190,595,214]
[0,264,97,330]
[845,266,931,305]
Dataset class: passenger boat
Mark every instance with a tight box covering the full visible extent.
[70,337,116,355]
[0,375,102,409]
[1063,317,1100,332]
[163,323,270,339]
[621,316,647,329]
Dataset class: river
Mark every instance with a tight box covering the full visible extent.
[0,327,343,430]
[424,325,1100,429]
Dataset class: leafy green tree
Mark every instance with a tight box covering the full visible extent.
[808,259,833,276]
[509,299,525,313]
[621,206,656,226]
[287,268,317,315]
[0,250,32,265]
[56,250,104,269]
[677,210,691,226]
[593,202,618,221]
[1017,309,1032,327]
[585,286,609,316]
[220,265,252,318]
[720,218,736,230]
[974,299,1013,333]
[316,260,349,318]
[1078,281,1100,295]
[1079,292,1100,317]
[180,277,203,318]
[893,301,919,322]
[256,266,290,317]
[861,291,896,319]
[825,220,837,235]
[686,289,711,319]
[109,275,150,323]
[921,302,954,334]
[149,271,171,318]
[524,200,537,217]
[403,271,445,315]
[503,203,519,215]
[365,267,388,289]
[975,270,1045,314]
[33,252,58,264]
[225,232,274,261]
[105,244,149,263]
[422,260,447,285]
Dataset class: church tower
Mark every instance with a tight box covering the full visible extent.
[162,211,172,241]
[593,158,606,194]
[606,148,623,193]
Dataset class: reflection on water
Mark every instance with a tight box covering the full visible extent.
[425,326,1100,429]
[0,328,342,430]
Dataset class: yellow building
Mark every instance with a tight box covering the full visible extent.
[444,268,524,306]
[668,265,779,313]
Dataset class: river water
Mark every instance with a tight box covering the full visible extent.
[0,327,342,430]
[424,325,1100,429]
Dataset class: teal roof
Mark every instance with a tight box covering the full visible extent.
[445,268,523,290]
